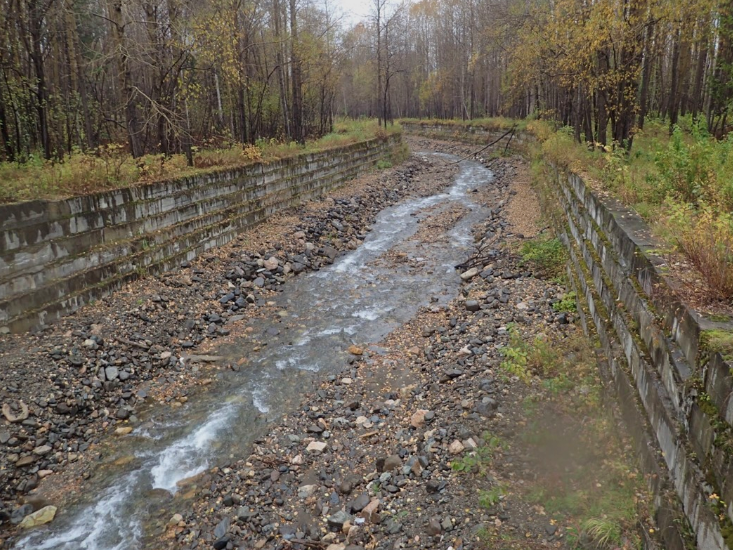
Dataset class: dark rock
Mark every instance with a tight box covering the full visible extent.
[427,517,442,536]
[327,510,352,529]
[350,493,370,513]
[377,455,402,472]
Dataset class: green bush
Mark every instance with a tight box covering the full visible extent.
[519,235,568,277]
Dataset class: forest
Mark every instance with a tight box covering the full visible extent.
[3,0,733,165]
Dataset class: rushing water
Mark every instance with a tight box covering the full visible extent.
[16,155,494,550]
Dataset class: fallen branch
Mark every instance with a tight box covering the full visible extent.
[114,336,150,350]
[447,124,518,165]
[284,539,326,549]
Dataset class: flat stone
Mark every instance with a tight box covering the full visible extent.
[104,366,119,381]
[460,267,479,280]
[306,441,327,453]
[16,455,35,467]
[427,517,442,536]
[33,445,52,456]
[214,517,230,538]
[19,506,57,529]
[298,484,317,499]
[115,427,133,436]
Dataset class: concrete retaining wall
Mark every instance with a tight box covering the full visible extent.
[402,121,733,549]
[400,121,526,151]
[0,136,400,334]
[553,165,733,549]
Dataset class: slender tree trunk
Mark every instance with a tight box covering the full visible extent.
[669,28,682,132]
[638,19,654,130]
[290,0,304,143]
[273,0,290,138]
[0,97,14,161]
[691,34,708,121]
[28,0,51,159]
[107,0,143,157]
[375,0,383,127]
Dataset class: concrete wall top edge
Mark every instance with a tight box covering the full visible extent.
[0,136,395,231]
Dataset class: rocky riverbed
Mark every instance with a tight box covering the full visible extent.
[2,138,649,549]
[0,145,460,533]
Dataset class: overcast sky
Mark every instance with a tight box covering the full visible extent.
[330,0,372,26]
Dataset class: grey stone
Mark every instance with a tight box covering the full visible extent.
[350,493,370,513]
[214,517,230,538]
[327,510,352,529]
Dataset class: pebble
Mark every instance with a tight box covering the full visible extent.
[449,440,465,454]
[460,267,479,281]
[306,441,328,453]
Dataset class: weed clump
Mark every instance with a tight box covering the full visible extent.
[519,235,568,278]
[700,330,733,361]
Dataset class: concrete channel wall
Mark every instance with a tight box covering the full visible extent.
[403,121,733,549]
[401,121,528,151]
[0,136,400,334]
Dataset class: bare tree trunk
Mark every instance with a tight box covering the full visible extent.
[375,0,383,127]
[107,0,143,157]
[273,0,290,138]
[668,28,682,132]
[28,0,52,159]
[637,18,654,130]
[290,0,304,143]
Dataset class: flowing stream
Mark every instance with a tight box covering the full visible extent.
[16,155,494,550]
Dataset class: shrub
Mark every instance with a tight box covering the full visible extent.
[662,200,733,300]
[519,235,568,277]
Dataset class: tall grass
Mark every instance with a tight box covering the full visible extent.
[0,118,400,204]
[529,118,733,300]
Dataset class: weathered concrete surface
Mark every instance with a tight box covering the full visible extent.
[0,136,400,333]
[400,121,527,151]
[553,167,733,549]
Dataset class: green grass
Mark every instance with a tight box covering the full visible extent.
[478,485,505,509]
[519,235,568,278]
[0,118,402,203]
[700,329,733,360]
[552,291,578,313]
[451,432,506,475]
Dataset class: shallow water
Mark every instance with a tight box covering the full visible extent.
[16,155,494,550]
